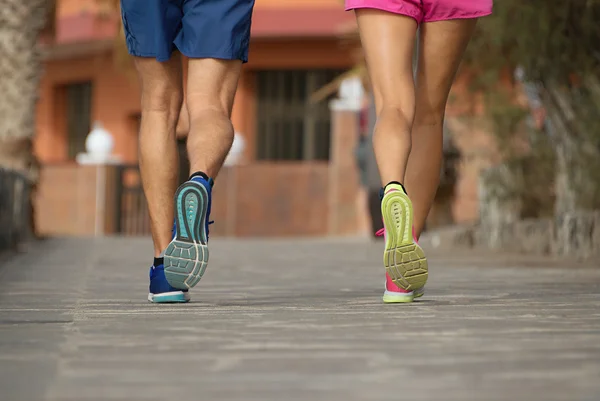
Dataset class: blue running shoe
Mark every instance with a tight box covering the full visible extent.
[164,176,213,290]
[148,264,190,303]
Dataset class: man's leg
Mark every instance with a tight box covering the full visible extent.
[162,59,242,290]
[175,102,190,139]
[134,55,191,303]
[163,0,255,290]
[120,0,192,303]
[405,19,478,238]
[134,54,183,257]
[186,59,242,178]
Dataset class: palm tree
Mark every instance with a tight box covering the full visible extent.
[0,0,55,178]
[0,0,126,173]
[0,1,56,242]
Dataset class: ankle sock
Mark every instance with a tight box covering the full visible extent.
[189,171,215,187]
[189,171,209,181]
[383,181,407,195]
[153,257,164,267]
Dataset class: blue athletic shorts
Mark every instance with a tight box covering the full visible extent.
[120,0,255,63]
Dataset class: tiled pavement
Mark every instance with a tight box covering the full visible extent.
[1,237,599,401]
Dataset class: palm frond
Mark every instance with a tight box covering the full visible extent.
[309,63,368,104]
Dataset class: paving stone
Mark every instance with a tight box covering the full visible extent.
[0,237,599,401]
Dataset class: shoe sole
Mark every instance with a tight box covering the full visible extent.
[164,181,209,290]
[383,290,414,303]
[381,190,428,292]
[148,291,190,303]
[382,287,424,304]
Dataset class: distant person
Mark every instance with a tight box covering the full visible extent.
[120,0,256,303]
[345,0,492,303]
[355,95,385,238]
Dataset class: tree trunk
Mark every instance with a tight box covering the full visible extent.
[0,0,51,180]
[0,1,52,240]
[540,81,600,213]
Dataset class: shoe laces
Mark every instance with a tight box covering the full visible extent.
[375,228,385,237]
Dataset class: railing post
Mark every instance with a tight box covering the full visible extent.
[0,168,32,252]
[114,165,124,234]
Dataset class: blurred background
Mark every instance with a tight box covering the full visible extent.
[1,0,599,260]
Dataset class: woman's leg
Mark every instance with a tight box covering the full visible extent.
[356,9,429,295]
[355,9,418,186]
[405,19,478,238]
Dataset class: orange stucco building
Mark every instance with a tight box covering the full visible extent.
[34,0,494,237]
[36,0,356,165]
[35,0,374,237]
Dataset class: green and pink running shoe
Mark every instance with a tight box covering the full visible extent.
[377,227,426,303]
[376,183,428,303]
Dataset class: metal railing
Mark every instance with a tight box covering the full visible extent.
[0,168,32,252]
[114,164,151,236]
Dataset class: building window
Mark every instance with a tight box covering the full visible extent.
[65,82,93,159]
[256,69,342,161]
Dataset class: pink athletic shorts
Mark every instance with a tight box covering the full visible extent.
[345,0,492,23]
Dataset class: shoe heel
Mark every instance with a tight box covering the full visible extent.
[164,241,208,289]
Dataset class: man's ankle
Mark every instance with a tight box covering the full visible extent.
[189,171,209,181]
[189,171,215,187]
